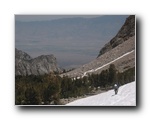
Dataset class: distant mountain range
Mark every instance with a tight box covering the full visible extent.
[15,15,128,68]
[15,15,135,76]
[61,15,135,78]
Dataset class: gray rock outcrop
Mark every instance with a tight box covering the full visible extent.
[15,48,60,75]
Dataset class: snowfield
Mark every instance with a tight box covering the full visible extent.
[66,81,136,106]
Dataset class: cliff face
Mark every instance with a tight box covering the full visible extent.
[15,48,60,75]
[98,15,135,57]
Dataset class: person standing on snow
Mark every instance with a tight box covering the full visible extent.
[114,84,119,95]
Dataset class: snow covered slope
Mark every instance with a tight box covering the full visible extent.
[66,81,136,106]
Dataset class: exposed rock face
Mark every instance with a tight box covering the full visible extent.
[98,15,135,57]
[15,48,60,75]
[15,48,32,60]
[61,15,135,78]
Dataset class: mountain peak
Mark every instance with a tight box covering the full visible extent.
[15,48,60,75]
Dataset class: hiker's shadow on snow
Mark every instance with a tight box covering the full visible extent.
[111,94,115,97]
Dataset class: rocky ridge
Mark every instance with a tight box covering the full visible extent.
[61,15,135,78]
[98,15,135,57]
[15,48,60,75]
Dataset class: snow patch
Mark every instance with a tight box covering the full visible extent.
[66,81,136,106]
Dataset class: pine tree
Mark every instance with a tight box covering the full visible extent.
[108,64,117,85]
[100,69,108,88]
[25,86,39,105]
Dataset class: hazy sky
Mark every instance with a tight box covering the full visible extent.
[15,15,102,22]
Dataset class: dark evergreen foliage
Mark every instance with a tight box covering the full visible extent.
[15,64,135,105]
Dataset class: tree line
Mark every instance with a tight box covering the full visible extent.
[15,64,135,105]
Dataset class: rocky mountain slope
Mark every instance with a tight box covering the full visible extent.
[61,15,135,78]
[98,15,135,57]
[15,48,60,75]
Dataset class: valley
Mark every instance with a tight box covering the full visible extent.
[15,15,136,105]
